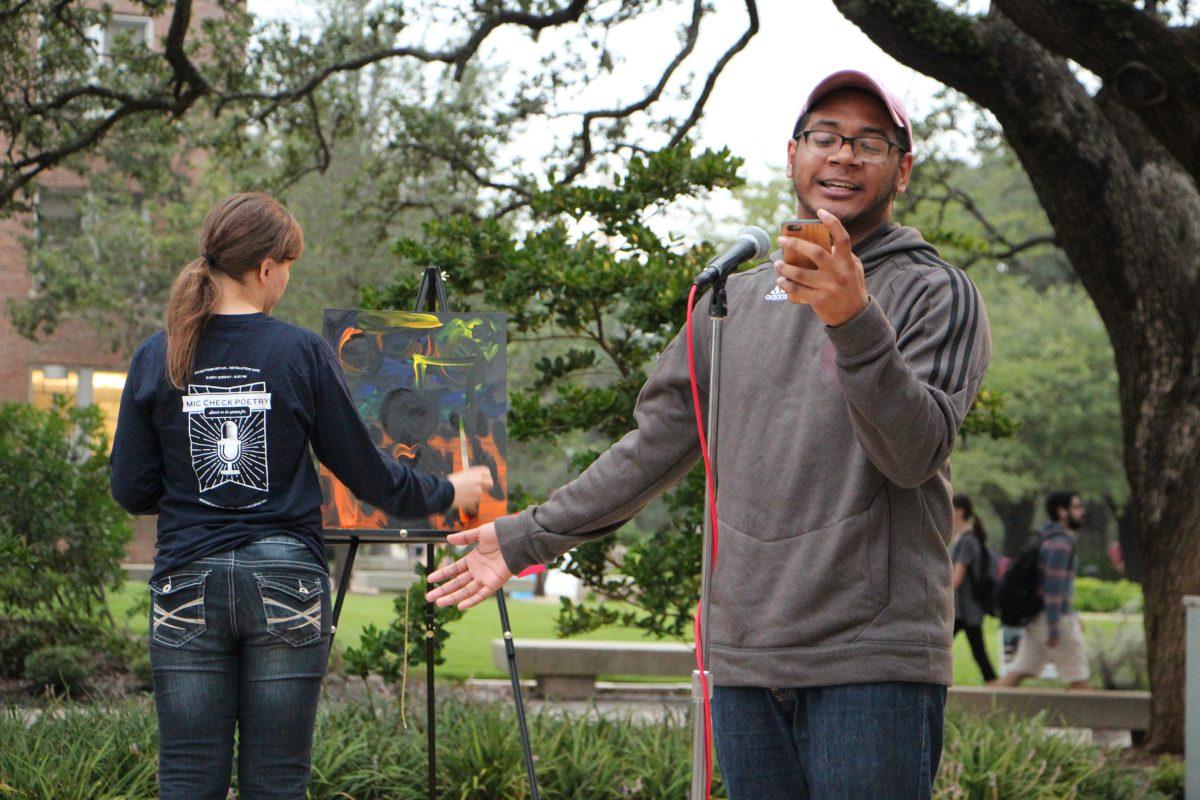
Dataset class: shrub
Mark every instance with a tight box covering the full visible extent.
[342,566,464,684]
[0,696,1172,798]
[1086,612,1149,690]
[0,623,54,679]
[0,699,158,797]
[23,645,90,696]
[128,650,154,691]
[0,399,133,677]
[1074,577,1143,613]
[1150,755,1184,800]
[935,710,1167,799]
[305,696,705,800]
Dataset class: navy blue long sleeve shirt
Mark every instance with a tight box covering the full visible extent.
[110,312,455,579]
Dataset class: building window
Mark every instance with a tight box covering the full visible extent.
[30,367,79,411]
[30,367,127,450]
[34,187,86,243]
[92,15,153,61]
[91,371,127,446]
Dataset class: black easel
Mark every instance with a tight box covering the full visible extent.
[325,266,540,800]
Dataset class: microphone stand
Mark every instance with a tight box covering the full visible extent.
[690,276,727,800]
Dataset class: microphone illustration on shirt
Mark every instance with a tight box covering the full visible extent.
[218,421,242,476]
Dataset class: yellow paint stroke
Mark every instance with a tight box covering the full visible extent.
[358,310,443,330]
[412,354,473,387]
[443,317,500,360]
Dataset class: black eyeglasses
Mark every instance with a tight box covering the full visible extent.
[794,130,907,163]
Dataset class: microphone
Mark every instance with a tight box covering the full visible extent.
[218,421,242,476]
[692,226,771,287]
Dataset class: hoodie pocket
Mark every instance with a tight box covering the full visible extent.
[709,487,890,650]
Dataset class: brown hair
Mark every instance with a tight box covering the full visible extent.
[953,493,988,547]
[164,192,303,389]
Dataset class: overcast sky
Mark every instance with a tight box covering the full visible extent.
[245,1,965,240]
[648,0,947,182]
[246,1,950,179]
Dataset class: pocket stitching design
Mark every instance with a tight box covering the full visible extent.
[255,574,324,600]
[150,571,206,595]
[254,573,325,647]
[150,569,210,648]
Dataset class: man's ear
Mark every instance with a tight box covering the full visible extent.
[894,151,914,194]
[786,139,797,179]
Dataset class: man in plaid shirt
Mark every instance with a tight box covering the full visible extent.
[1000,491,1091,688]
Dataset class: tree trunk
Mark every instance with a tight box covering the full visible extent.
[834,0,1200,752]
[992,495,1036,557]
[1138,485,1200,752]
[1118,350,1200,752]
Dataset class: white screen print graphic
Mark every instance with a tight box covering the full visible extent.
[184,382,271,493]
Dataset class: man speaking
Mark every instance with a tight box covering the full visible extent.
[427,69,990,799]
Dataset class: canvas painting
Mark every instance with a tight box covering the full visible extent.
[320,309,507,532]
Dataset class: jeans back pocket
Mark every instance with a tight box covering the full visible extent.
[254,573,325,647]
[150,571,210,647]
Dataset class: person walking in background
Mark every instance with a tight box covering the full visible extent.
[950,494,997,683]
[999,491,1090,689]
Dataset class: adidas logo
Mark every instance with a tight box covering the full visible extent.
[764,286,788,302]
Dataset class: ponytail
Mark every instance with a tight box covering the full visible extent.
[952,492,988,547]
[165,258,220,390]
[162,192,304,391]
[971,515,988,547]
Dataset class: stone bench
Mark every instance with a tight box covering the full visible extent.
[947,685,1151,739]
[494,639,1152,738]
[492,639,694,699]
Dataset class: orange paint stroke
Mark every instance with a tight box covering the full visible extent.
[392,442,418,459]
[321,464,388,529]
[424,432,508,527]
[336,327,365,374]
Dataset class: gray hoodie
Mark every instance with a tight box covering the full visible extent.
[495,225,990,688]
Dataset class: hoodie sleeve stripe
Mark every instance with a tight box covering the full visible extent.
[912,251,960,393]
[910,251,979,394]
[952,279,984,394]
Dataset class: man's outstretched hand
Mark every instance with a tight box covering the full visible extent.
[425,522,514,610]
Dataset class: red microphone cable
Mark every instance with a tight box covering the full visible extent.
[686,283,720,800]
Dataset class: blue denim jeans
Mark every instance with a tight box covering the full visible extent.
[712,681,946,800]
[149,534,331,800]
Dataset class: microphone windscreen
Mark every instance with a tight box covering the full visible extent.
[737,226,771,260]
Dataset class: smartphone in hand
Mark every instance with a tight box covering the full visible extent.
[781,218,833,252]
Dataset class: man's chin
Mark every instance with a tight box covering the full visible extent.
[798,197,855,222]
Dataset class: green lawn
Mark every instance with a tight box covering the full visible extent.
[112,582,1136,686]
[110,582,676,681]
[952,617,1006,685]
[952,613,1131,687]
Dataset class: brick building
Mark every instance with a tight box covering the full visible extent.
[1,2,229,566]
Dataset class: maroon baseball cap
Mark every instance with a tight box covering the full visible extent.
[792,69,911,148]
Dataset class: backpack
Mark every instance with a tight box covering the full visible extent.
[994,537,1044,626]
[968,543,1000,617]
